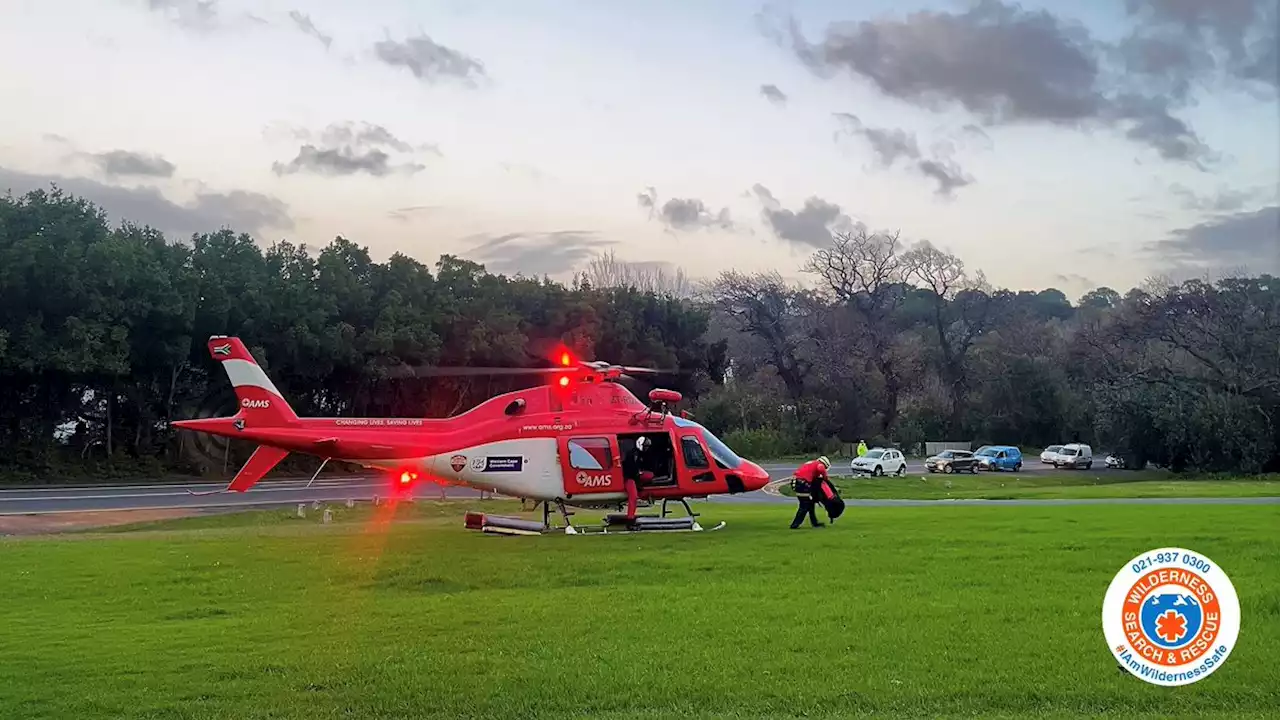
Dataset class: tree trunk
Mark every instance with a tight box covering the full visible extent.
[105,389,113,458]
[166,363,185,421]
[882,369,900,436]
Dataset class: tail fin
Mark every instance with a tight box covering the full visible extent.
[227,445,291,492]
[206,336,299,425]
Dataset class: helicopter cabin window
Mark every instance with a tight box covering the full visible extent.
[567,437,613,471]
[681,435,716,483]
[681,436,709,469]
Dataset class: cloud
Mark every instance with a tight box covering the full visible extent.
[751,184,860,248]
[144,0,219,31]
[0,165,292,238]
[1147,205,1280,276]
[1052,273,1095,290]
[373,33,488,86]
[271,121,436,178]
[141,0,262,33]
[776,0,1275,165]
[637,187,657,213]
[273,146,415,177]
[88,150,176,178]
[635,188,732,231]
[387,205,438,223]
[288,11,332,50]
[1122,0,1278,92]
[759,84,787,105]
[1169,184,1260,213]
[916,158,972,197]
[833,114,973,196]
[466,230,614,277]
[661,198,733,231]
[836,114,920,166]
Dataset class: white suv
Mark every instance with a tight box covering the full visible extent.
[850,448,908,477]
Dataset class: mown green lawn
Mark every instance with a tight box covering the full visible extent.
[2,501,1277,719]
[816,472,1280,500]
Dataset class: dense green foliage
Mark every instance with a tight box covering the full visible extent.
[701,233,1280,473]
[1,188,1276,480]
[0,188,724,480]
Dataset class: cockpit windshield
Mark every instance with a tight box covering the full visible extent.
[673,416,742,469]
[702,429,743,469]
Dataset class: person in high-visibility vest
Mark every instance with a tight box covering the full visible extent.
[857,440,868,457]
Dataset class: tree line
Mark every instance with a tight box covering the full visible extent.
[1,187,1276,481]
[701,232,1279,474]
[0,188,723,480]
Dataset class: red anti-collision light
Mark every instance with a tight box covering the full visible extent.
[559,351,572,366]
[399,470,417,485]
[558,376,570,387]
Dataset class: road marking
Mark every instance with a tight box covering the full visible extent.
[0,482,385,503]
[0,497,475,516]
[0,477,377,494]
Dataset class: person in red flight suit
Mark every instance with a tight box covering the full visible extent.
[789,455,831,529]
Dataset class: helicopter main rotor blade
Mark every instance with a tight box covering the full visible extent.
[384,366,567,378]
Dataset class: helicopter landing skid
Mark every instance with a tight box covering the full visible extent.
[463,498,724,536]
[578,519,726,535]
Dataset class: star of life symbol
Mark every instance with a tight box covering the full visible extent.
[1102,547,1240,686]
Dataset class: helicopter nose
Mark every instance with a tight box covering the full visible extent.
[740,460,771,492]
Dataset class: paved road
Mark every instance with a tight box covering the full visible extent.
[1,460,1274,515]
[0,461,874,515]
[0,476,482,516]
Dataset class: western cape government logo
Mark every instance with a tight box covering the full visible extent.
[1102,547,1240,686]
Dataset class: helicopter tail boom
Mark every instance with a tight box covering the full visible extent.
[204,336,299,426]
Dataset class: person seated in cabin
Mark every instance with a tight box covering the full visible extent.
[621,436,656,519]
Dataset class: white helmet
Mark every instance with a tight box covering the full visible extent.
[635,436,650,451]
[817,455,831,469]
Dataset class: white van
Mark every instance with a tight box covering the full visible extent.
[1054,443,1093,469]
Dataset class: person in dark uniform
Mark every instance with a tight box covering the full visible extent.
[789,455,830,529]
[621,436,653,520]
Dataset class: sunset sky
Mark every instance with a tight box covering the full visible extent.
[1,0,1276,297]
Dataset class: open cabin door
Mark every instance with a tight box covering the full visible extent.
[558,435,624,496]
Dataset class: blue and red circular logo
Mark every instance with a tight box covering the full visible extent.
[1103,547,1240,686]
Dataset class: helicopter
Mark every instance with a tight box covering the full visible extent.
[172,336,771,535]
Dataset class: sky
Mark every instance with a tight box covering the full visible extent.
[1,0,1277,297]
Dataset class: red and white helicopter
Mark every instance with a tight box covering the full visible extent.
[173,336,771,534]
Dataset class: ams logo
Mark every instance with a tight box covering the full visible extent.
[240,398,272,409]
[575,471,612,488]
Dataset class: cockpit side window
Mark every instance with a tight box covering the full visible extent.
[681,435,710,469]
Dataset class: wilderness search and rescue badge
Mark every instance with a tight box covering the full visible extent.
[1102,547,1239,686]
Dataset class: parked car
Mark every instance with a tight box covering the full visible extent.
[975,445,1023,471]
[850,447,908,477]
[925,449,978,474]
[1054,443,1093,469]
[1040,445,1064,463]
[1105,453,1125,469]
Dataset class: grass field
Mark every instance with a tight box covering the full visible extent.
[814,472,1280,500]
[2,501,1278,719]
